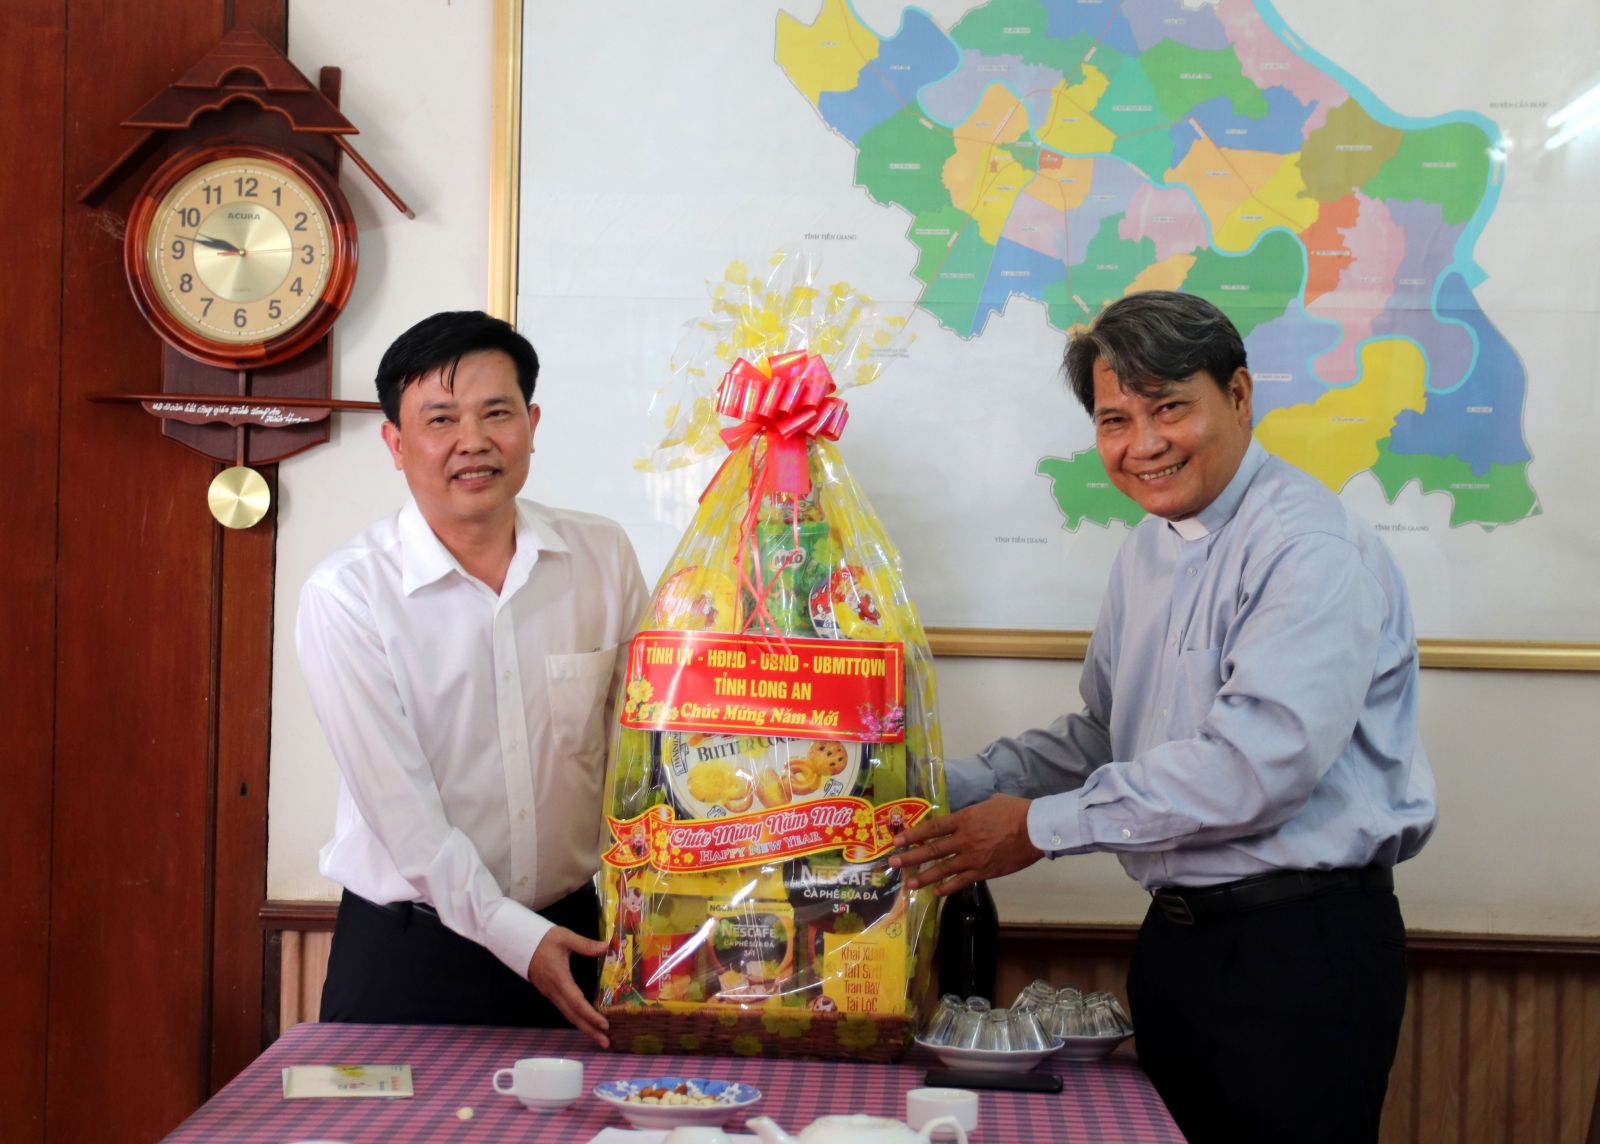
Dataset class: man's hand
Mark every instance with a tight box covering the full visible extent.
[527,926,611,1048]
[889,794,1045,895]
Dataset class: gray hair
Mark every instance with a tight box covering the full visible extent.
[1064,291,1247,414]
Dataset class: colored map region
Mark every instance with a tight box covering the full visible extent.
[776,0,1536,528]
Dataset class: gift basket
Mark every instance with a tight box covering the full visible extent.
[596,255,946,1061]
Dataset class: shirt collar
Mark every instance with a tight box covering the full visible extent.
[1164,437,1267,542]
[398,498,570,596]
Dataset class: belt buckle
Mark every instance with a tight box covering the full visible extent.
[1154,890,1195,925]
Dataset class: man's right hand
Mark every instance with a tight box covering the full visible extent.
[527,926,611,1048]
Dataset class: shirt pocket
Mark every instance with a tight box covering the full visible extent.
[1178,645,1224,727]
[545,645,619,759]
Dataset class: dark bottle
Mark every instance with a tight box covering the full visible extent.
[935,880,999,1002]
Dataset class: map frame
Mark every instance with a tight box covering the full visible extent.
[486,0,1599,672]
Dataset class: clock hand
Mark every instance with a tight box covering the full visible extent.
[191,233,242,254]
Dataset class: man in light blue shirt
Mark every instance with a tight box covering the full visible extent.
[893,291,1436,1143]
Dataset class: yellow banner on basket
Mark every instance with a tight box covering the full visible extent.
[602,797,931,873]
[821,927,907,1015]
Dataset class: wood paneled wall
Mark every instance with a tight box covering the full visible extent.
[2,3,285,1140]
[275,930,335,1032]
[1,2,66,1137]
[999,925,1600,1144]
[265,912,1600,1144]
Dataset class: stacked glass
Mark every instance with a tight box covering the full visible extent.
[920,993,1056,1051]
[1009,980,1135,1040]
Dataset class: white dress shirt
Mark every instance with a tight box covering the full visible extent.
[297,497,648,977]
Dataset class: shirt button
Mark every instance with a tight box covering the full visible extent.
[1169,634,1178,647]
[1120,828,1132,839]
[1052,834,1062,847]
[518,808,528,820]
[517,876,528,886]
[1185,566,1196,577]
[503,670,513,682]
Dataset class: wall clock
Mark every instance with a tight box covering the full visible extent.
[81,28,410,529]
[125,143,357,371]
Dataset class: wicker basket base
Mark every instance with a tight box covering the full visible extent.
[601,1002,915,1063]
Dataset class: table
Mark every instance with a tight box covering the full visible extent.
[164,1023,1184,1143]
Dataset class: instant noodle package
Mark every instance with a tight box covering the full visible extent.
[596,257,945,1061]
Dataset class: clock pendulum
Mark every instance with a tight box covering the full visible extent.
[208,466,273,531]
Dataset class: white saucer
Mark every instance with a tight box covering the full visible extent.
[915,1037,1063,1073]
[1054,1031,1133,1060]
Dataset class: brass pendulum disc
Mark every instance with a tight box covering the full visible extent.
[207,465,271,529]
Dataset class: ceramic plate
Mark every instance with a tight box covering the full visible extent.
[915,1037,1064,1073]
[1054,1031,1133,1060]
[593,1076,762,1130]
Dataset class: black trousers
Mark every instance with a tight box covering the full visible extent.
[1128,877,1408,1144]
[320,883,599,1027]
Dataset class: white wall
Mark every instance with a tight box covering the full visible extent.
[271,0,1600,935]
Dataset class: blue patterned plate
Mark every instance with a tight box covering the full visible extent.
[593,1076,762,1130]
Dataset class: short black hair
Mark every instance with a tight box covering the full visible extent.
[1063,291,1246,415]
[374,310,538,423]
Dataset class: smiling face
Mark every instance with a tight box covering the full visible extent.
[1092,357,1254,521]
[380,349,539,540]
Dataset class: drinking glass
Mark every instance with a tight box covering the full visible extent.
[1013,979,1055,1012]
[1006,1005,1052,1050]
[1052,990,1088,1037]
[1086,991,1133,1035]
[951,1003,986,1049]
[975,1007,1014,1052]
[922,994,964,1045]
[1086,994,1125,1037]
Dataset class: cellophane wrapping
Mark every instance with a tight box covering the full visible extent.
[595,255,945,1061]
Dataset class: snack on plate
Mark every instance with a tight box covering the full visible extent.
[595,254,944,1062]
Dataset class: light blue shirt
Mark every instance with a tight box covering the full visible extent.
[945,439,1437,888]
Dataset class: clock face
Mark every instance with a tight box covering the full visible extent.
[126,145,356,369]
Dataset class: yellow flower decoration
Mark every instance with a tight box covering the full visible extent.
[730,1035,765,1057]
[835,1016,880,1050]
[762,1013,813,1039]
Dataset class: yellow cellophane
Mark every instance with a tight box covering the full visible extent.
[596,428,947,1062]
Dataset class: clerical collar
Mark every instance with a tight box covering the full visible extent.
[1162,439,1269,543]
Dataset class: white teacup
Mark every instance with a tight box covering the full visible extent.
[663,1128,734,1144]
[491,1056,583,1110]
[907,1087,979,1140]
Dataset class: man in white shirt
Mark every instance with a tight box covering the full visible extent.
[297,311,647,1044]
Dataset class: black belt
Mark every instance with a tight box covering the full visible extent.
[355,892,441,923]
[1151,865,1393,925]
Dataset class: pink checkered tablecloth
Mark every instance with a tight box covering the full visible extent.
[163,1022,1184,1143]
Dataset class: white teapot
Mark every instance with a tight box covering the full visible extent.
[748,1113,968,1144]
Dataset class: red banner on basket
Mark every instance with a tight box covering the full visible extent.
[620,631,906,742]
[602,797,932,872]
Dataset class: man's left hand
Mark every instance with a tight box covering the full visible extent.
[889,794,1045,894]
